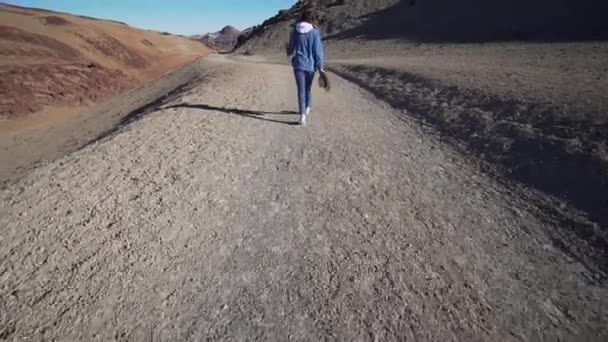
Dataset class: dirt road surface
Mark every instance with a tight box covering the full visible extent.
[1,56,606,341]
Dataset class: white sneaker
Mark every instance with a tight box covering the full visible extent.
[299,113,306,126]
[306,107,311,116]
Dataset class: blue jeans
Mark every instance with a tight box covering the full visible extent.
[294,70,315,115]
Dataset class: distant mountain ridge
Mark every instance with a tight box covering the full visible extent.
[193,25,241,52]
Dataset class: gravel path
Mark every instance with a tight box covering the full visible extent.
[1,57,606,341]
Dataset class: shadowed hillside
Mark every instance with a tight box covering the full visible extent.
[329,0,608,42]
[236,0,608,54]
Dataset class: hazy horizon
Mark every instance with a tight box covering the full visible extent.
[1,0,295,35]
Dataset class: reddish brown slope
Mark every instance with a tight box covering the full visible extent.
[0,4,210,121]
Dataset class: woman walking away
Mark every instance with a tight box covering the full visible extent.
[286,10,325,126]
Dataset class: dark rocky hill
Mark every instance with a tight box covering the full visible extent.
[197,25,241,52]
[235,0,608,55]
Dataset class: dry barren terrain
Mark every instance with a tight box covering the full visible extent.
[1,0,607,340]
[1,55,607,341]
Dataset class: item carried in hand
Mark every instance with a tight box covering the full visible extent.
[318,71,331,91]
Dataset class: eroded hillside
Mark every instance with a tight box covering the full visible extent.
[0,4,210,120]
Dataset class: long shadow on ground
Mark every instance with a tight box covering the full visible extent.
[82,74,299,152]
[164,103,299,125]
[81,79,202,150]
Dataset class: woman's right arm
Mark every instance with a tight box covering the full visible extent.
[286,31,295,56]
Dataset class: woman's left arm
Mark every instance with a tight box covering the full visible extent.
[314,30,325,71]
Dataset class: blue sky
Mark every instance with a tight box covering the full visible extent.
[3,0,295,35]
